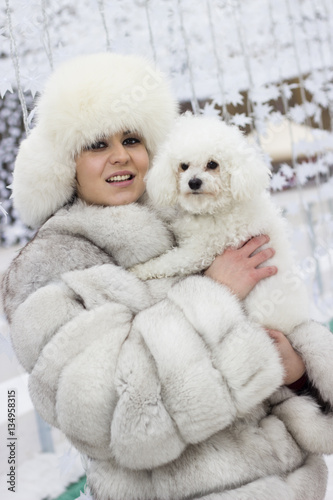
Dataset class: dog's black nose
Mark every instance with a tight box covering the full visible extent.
[189,178,202,190]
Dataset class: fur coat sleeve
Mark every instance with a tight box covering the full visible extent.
[2,200,286,471]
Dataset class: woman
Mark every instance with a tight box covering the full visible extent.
[3,53,333,500]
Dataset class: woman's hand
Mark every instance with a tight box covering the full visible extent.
[267,329,306,385]
[204,235,277,300]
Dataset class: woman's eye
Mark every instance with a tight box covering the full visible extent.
[123,137,140,146]
[87,140,107,150]
[180,163,189,171]
[207,160,219,170]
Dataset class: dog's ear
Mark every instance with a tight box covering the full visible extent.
[229,143,271,201]
[145,147,179,207]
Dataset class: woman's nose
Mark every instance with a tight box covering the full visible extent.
[108,143,130,164]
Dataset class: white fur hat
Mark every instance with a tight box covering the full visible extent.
[12,53,178,228]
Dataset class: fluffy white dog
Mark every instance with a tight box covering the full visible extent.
[132,113,309,333]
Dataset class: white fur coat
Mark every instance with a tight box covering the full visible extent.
[3,199,333,500]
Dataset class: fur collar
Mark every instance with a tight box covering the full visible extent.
[39,199,174,268]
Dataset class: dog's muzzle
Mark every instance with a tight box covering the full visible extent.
[189,178,202,191]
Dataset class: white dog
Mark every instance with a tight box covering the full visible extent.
[131,113,309,333]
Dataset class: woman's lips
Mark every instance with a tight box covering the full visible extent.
[105,171,135,186]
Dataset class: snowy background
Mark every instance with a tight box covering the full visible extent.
[1,0,333,498]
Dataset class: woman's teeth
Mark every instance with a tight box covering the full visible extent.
[106,174,132,183]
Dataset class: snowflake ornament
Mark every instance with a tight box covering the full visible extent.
[0,78,13,99]
[22,68,44,98]
[224,88,244,107]
[230,113,252,128]
[280,163,294,180]
[76,490,93,500]
[280,83,297,101]
[250,84,280,104]
[59,446,79,476]
[270,171,289,191]
[200,101,221,118]
[289,105,306,124]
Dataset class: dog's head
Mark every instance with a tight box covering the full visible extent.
[146,113,271,214]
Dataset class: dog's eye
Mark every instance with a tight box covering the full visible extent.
[180,163,189,171]
[207,161,219,170]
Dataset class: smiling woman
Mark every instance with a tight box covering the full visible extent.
[3,52,333,500]
[9,52,177,229]
[76,131,149,207]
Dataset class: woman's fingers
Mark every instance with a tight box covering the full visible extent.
[204,234,277,300]
[250,246,275,268]
[240,234,276,271]
[253,263,278,282]
[239,235,270,256]
[265,329,306,385]
[266,328,284,342]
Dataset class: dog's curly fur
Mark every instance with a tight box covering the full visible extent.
[131,113,309,333]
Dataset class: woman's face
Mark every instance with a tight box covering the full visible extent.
[76,131,149,206]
